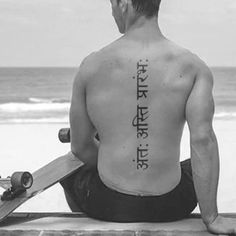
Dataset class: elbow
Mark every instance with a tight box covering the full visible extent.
[71,147,88,164]
[71,146,81,160]
[71,143,86,161]
[190,129,216,147]
[71,141,97,165]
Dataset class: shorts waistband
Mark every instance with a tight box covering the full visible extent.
[97,170,183,198]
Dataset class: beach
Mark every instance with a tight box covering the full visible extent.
[0,118,235,213]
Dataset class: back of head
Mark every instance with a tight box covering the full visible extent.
[112,0,162,34]
[131,0,161,18]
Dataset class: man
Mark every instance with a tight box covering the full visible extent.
[61,0,236,234]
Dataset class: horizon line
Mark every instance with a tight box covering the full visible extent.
[0,65,236,68]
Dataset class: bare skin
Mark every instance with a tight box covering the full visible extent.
[69,0,236,234]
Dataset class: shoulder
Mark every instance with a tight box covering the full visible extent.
[75,40,121,82]
[76,52,100,79]
[167,40,213,84]
[177,49,214,92]
[181,50,214,86]
[73,51,102,88]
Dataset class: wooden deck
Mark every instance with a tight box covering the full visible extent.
[0,213,235,235]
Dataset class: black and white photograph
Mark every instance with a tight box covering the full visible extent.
[0,0,236,235]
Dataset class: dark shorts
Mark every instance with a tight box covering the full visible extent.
[60,159,197,222]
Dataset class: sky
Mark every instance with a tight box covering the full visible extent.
[0,0,235,67]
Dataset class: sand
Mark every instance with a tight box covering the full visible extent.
[0,119,235,213]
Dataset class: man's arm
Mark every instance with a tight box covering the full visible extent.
[186,62,236,234]
[186,63,219,223]
[70,57,98,168]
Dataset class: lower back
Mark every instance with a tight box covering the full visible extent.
[97,134,183,196]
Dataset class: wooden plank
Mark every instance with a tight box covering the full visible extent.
[0,213,236,235]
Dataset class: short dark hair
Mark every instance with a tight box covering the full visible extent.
[131,0,161,18]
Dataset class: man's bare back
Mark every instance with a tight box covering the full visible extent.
[85,37,198,196]
[63,0,236,234]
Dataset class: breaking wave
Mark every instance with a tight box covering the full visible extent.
[0,102,70,113]
[0,117,69,124]
[214,112,236,119]
[28,97,69,104]
[0,98,236,123]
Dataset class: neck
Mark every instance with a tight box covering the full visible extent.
[124,15,163,40]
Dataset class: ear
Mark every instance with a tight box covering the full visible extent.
[118,0,128,14]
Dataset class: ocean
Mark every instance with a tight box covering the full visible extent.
[0,67,77,124]
[0,67,235,124]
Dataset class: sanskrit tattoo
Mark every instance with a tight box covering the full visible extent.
[132,105,149,139]
[133,144,149,170]
[132,59,150,171]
